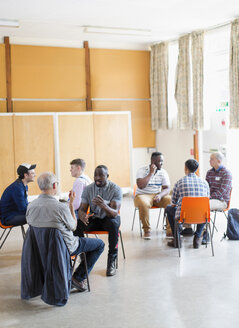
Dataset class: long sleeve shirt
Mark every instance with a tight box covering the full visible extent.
[0,179,28,223]
[206,166,232,204]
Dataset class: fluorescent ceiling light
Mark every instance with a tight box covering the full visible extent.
[0,19,19,28]
[83,26,151,36]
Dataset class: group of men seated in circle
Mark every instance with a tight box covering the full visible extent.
[0,151,232,293]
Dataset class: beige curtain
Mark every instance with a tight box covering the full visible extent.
[191,31,204,129]
[150,42,168,130]
[175,34,191,129]
[230,18,239,128]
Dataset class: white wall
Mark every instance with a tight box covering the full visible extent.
[156,130,194,188]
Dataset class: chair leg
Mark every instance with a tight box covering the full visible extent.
[176,222,181,258]
[208,223,214,257]
[139,216,142,238]
[119,230,126,259]
[211,211,217,238]
[0,227,13,250]
[162,211,167,230]
[21,225,26,239]
[131,208,137,231]
[156,208,162,229]
[82,252,90,292]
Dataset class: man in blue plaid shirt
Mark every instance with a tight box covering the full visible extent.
[166,159,209,249]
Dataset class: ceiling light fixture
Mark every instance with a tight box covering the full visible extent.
[83,26,151,36]
[0,19,19,28]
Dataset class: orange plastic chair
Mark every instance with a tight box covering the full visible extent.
[176,197,214,257]
[0,220,26,250]
[84,230,125,268]
[132,184,165,237]
[211,188,232,238]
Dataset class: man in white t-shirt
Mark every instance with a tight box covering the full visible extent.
[70,158,92,217]
[134,152,171,239]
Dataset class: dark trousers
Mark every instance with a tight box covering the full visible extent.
[3,214,26,226]
[74,216,121,258]
[71,237,105,281]
[165,205,205,238]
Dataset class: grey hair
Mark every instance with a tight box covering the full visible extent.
[37,172,57,191]
[212,152,224,162]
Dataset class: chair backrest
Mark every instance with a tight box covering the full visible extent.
[21,226,72,306]
[179,197,210,224]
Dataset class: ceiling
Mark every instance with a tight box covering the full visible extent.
[0,0,239,49]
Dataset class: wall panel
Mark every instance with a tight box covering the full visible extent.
[93,113,131,187]
[11,45,86,99]
[58,115,95,192]
[0,44,6,99]
[92,100,155,148]
[13,115,55,195]
[13,101,86,112]
[90,49,150,98]
[0,101,6,112]
[0,116,15,194]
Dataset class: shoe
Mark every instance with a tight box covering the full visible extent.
[143,231,151,240]
[71,277,88,292]
[106,255,117,276]
[202,231,210,245]
[166,230,173,237]
[180,228,194,236]
[193,236,200,249]
[167,237,181,248]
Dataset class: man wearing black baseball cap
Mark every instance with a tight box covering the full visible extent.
[0,163,36,226]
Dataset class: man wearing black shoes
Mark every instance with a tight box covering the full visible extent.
[75,165,122,276]
[165,159,209,249]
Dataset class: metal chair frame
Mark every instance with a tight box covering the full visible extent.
[0,219,25,250]
[84,230,125,268]
[71,252,90,291]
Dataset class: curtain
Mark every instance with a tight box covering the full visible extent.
[191,31,204,129]
[175,34,191,129]
[229,18,239,128]
[150,42,168,130]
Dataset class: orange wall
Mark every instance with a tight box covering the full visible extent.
[0,44,154,147]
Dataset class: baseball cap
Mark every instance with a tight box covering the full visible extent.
[17,163,36,176]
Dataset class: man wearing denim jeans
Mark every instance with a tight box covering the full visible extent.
[26,172,104,292]
[165,159,209,249]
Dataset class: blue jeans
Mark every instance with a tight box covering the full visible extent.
[71,237,105,281]
[2,214,26,226]
[165,205,205,238]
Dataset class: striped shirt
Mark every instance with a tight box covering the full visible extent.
[172,173,209,220]
[206,166,232,204]
[136,166,170,195]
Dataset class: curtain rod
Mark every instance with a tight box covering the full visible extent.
[152,18,234,46]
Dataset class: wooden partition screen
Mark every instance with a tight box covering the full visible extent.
[13,115,55,195]
[0,116,15,193]
[0,112,132,195]
[58,114,95,192]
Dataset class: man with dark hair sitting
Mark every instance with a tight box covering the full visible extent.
[165,159,209,249]
[134,152,171,240]
[0,163,36,226]
[75,165,122,277]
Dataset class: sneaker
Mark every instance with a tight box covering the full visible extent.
[144,231,151,240]
[180,228,194,236]
[71,277,88,292]
[202,231,210,245]
[193,236,200,249]
[166,230,173,237]
[167,237,181,248]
